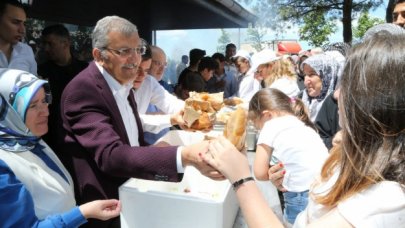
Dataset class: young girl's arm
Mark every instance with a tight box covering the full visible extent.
[254,144,273,180]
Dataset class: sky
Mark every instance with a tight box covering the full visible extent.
[155,0,389,64]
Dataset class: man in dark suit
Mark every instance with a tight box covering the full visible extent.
[60,16,221,228]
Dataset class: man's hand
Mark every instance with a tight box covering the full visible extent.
[170,110,186,127]
[201,136,250,183]
[181,140,225,180]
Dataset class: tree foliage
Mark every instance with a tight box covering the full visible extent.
[353,11,385,40]
[278,0,384,43]
[299,11,336,47]
[25,18,45,44]
[237,0,384,44]
[246,26,267,51]
[217,29,232,53]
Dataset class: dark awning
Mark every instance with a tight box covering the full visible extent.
[25,0,257,41]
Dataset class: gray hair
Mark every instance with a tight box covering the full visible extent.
[92,15,138,50]
[362,23,405,42]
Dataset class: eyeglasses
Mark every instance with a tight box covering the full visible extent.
[152,60,167,67]
[104,46,146,57]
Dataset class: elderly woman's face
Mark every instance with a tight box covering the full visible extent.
[303,64,322,97]
[25,88,49,137]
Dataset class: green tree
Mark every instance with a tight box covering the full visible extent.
[299,11,336,47]
[238,0,384,44]
[246,26,267,51]
[217,29,231,53]
[279,0,384,43]
[353,11,385,40]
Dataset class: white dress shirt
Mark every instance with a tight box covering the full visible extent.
[96,63,139,146]
[0,42,37,75]
[134,75,184,134]
[95,64,184,172]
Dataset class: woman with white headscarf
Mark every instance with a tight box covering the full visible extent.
[301,53,342,122]
[0,68,120,227]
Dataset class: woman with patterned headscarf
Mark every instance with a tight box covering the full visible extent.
[0,68,120,227]
[301,53,342,121]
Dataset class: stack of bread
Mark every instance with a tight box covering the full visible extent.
[183,92,224,131]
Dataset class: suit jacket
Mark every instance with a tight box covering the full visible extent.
[60,62,181,206]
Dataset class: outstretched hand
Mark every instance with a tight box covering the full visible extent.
[201,136,250,183]
[170,110,186,128]
[79,199,121,221]
[181,140,225,180]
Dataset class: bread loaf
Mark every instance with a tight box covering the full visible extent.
[223,107,247,151]
[224,97,244,106]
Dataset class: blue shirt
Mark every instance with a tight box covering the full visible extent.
[0,159,87,227]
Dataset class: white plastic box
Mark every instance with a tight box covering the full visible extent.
[119,131,239,228]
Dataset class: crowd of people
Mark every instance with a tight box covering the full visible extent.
[0,0,404,227]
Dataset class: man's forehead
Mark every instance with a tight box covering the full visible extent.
[4,4,25,16]
[153,52,166,61]
[394,2,405,12]
[107,31,140,45]
[43,34,65,41]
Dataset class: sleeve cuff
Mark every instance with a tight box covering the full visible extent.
[61,206,87,227]
[176,146,185,173]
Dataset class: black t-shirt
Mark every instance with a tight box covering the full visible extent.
[184,71,206,92]
[38,57,88,149]
[177,67,193,87]
[38,58,88,107]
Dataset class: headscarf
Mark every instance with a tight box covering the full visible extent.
[302,53,341,102]
[322,42,351,57]
[0,68,51,152]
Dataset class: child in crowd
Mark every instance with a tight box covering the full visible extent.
[249,88,329,225]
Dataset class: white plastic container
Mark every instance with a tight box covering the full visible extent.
[119,130,239,228]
